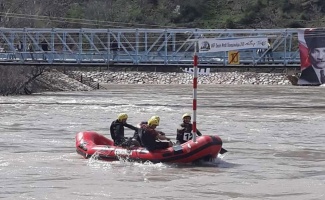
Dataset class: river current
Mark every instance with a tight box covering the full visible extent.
[0,84,324,200]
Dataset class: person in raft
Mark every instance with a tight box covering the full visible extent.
[133,116,166,146]
[110,113,138,146]
[176,113,202,144]
[140,117,173,151]
[137,116,165,134]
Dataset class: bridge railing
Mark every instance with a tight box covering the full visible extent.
[0,50,301,66]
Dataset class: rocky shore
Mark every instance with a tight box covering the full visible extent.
[67,70,294,85]
[1,68,297,95]
[36,70,94,91]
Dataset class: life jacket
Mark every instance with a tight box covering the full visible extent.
[176,122,201,144]
[177,123,193,144]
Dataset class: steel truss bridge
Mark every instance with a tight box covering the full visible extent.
[0,28,301,67]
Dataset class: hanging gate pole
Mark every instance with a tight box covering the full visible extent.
[192,43,198,143]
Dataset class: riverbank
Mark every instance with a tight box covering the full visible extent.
[66,70,295,85]
[35,70,94,91]
[0,67,298,95]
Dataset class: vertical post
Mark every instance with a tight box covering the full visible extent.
[107,29,110,68]
[51,28,55,64]
[22,28,27,63]
[164,30,168,65]
[193,41,198,143]
[144,32,148,61]
[117,32,121,62]
[135,29,139,65]
[90,32,94,62]
[78,29,83,64]
[284,32,287,66]
[63,32,67,62]
[172,33,176,62]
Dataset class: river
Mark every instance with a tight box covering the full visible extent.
[0,84,324,200]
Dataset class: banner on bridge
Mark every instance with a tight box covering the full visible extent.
[297,28,325,86]
[198,37,268,53]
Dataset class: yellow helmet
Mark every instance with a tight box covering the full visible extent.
[150,115,160,123]
[148,118,159,126]
[117,113,128,121]
[182,113,191,119]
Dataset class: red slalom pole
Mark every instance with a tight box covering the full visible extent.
[192,44,198,143]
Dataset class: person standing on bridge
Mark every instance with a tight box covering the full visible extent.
[266,39,274,63]
[17,40,23,52]
[28,42,34,61]
[41,39,49,60]
[298,28,325,85]
[110,40,119,60]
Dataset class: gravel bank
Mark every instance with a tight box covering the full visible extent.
[67,71,293,85]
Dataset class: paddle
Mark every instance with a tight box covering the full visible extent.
[196,132,227,154]
[194,132,228,154]
[220,147,228,154]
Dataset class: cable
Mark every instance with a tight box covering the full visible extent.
[0,11,186,29]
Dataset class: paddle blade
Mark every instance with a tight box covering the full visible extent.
[220,147,228,154]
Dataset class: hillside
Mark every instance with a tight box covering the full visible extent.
[0,0,324,29]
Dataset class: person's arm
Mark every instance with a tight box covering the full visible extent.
[157,131,165,136]
[177,125,185,133]
[137,121,147,128]
[124,123,138,131]
[196,129,202,136]
[157,134,170,141]
[176,127,184,143]
[176,132,182,143]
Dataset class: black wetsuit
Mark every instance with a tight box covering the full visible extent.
[110,120,137,146]
[140,127,170,151]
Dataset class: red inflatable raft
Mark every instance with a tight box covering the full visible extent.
[75,131,223,163]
